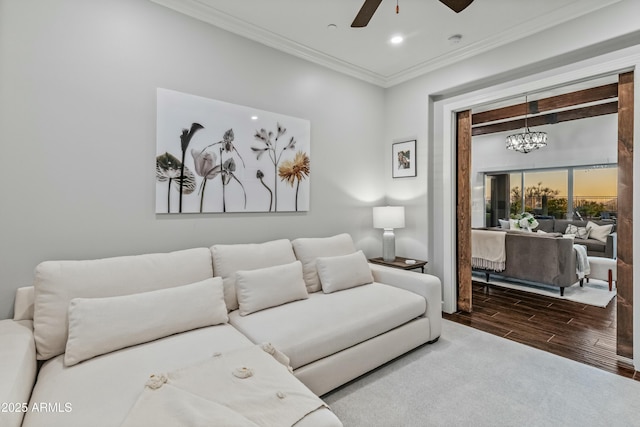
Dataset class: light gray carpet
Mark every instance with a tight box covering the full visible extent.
[323,320,640,427]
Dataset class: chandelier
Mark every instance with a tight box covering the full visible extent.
[505,95,548,153]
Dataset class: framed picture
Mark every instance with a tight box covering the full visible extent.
[392,140,417,178]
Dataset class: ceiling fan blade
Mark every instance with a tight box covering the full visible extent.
[351,0,383,28]
[439,0,473,13]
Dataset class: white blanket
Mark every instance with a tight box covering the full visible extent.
[121,344,328,427]
[574,244,591,279]
[471,230,506,272]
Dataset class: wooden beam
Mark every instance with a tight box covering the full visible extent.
[457,110,472,313]
[617,71,634,359]
[472,83,618,125]
[472,101,618,136]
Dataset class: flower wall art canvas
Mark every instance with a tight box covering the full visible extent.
[156,89,311,213]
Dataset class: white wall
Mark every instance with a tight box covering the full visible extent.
[0,0,386,319]
[471,114,618,227]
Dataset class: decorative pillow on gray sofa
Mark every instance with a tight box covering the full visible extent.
[565,224,591,239]
[576,227,591,239]
[587,221,613,243]
[565,224,578,235]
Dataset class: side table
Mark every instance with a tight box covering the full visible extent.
[368,256,428,273]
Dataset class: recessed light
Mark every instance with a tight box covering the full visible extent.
[390,35,404,45]
[327,24,337,30]
[251,116,258,120]
[448,34,463,44]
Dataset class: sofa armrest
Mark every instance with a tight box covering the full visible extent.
[605,232,617,258]
[369,264,442,341]
[0,319,37,427]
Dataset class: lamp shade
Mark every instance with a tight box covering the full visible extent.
[373,206,405,229]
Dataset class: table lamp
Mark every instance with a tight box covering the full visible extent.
[373,206,405,262]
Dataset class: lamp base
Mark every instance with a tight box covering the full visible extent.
[382,229,396,262]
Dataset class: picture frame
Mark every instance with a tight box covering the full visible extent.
[392,140,417,178]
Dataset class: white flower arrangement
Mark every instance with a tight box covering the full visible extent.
[512,212,539,231]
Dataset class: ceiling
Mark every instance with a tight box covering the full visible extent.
[150,0,621,88]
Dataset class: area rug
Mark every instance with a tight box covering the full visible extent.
[323,320,640,427]
[471,272,616,307]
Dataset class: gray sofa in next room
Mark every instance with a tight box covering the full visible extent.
[474,230,581,296]
[532,219,616,258]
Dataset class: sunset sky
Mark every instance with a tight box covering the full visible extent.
[506,167,617,198]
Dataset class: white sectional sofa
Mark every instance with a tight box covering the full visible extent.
[1,233,442,427]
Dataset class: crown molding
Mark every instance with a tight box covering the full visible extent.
[383,0,622,87]
[150,0,622,88]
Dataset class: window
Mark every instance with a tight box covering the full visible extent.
[509,172,522,216]
[523,170,568,219]
[485,165,616,223]
[573,166,618,220]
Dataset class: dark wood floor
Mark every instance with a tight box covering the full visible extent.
[444,281,639,381]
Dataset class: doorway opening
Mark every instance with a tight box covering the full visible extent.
[455,71,633,360]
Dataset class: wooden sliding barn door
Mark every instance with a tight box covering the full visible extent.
[617,71,634,359]
[457,110,472,312]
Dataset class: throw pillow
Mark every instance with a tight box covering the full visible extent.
[509,219,519,230]
[64,277,228,366]
[576,227,591,240]
[316,250,374,294]
[34,247,214,361]
[586,221,613,243]
[498,219,510,230]
[565,224,578,235]
[291,233,357,293]
[536,230,547,234]
[235,260,308,316]
[210,239,297,312]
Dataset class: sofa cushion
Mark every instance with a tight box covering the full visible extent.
[574,237,606,253]
[236,261,308,316]
[33,248,214,361]
[535,219,555,233]
[211,239,297,312]
[316,250,373,293]
[587,221,614,243]
[0,319,36,427]
[292,233,357,293]
[228,282,426,369]
[23,325,253,427]
[13,286,34,321]
[64,277,228,366]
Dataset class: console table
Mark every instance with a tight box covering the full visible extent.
[368,256,428,273]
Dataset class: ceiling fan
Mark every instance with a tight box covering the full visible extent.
[351,0,474,28]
